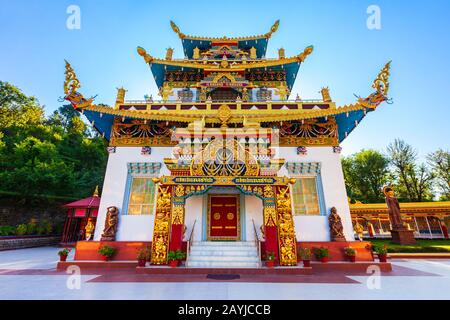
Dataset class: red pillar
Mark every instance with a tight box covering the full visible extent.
[169,224,183,251]
[264,225,279,262]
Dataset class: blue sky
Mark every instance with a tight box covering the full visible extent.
[0,0,449,158]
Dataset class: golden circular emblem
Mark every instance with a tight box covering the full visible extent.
[213,213,221,220]
[227,213,235,220]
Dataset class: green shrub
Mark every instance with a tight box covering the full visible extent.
[314,247,330,259]
[98,245,116,257]
[16,224,28,236]
[26,223,37,235]
[0,226,16,236]
[298,247,312,260]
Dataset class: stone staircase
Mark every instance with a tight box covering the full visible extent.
[186,241,261,268]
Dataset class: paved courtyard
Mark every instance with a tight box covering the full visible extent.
[1,247,450,300]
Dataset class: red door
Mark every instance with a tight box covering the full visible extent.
[208,195,240,241]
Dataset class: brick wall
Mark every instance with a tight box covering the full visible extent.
[0,236,61,251]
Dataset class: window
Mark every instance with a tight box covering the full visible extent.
[127,178,156,215]
[292,177,320,216]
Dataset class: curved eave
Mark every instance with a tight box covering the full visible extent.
[78,102,372,141]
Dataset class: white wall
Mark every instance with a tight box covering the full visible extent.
[279,146,355,241]
[245,196,264,241]
[184,196,203,242]
[94,147,172,241]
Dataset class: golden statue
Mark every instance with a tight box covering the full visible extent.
[84,218,95,241]
[320,87,332,102]
[275,83,290,101]
[328,207,346,242]
[159,82,174,101]
[153,235,167,261]
[100,206,119,241]
[193,47,200,60]
[250,47,257,60]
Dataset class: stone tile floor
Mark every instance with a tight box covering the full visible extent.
[0,247,449,300]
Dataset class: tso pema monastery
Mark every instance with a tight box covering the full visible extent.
[62,21,392,268]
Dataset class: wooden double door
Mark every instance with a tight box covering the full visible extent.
[208,195,240,241]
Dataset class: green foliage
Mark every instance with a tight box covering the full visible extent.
[265,251,275,261]
[137,247,152,261]
[427,149,450,200]
[314,247,329,259]
[98,245,116,257]
[0,225,16,236]
[15,224,27,236]
[0,81,107,207]
[342,149,390,203]
[387,139,435,202]
[298,247,312,260]
[344,247,356,256]
[371,239,450,253]
[58,248,71,256]
[167,251,178,261]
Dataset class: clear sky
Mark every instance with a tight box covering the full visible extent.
[0,0,449,158]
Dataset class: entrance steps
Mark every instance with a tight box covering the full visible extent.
[186,241,261,268]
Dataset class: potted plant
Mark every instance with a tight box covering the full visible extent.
[344,247,357,262]
[137,247,150,267]
[314,247,330,263]
[265,251,275,268]
[298,248,312,267]
[98,245,116,261]
[168,251,179,267]
[58,248,71,262]
[375,245,389,262]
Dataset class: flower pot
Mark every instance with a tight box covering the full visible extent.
[266,260,275,268]
[101,255,110,262]
[378,254,387,263]
[169,260,179,268]
[59,255,68,262]
[348,256,356,263]
[303,260,311,268]
[320,257,329,263]
[137,259,146,267]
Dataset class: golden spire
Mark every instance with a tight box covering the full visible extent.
[373,61,391,96]
[63,60,80,95]
[93,185,99,197]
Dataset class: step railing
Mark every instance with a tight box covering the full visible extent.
[186,220,197,263]
[252,219,262,267]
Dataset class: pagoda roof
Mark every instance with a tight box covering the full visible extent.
[63,196,100,209]
[350,201,450,215]
[78,100,372,143]
[170,20,280,59]
[137,45,313,90]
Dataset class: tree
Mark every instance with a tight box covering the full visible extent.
[427,149,450,200]
[342,149,390,203]
[0,81,107,207]
[387,139,435,201]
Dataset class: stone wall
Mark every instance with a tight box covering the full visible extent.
[0,236,61,251]
[0,206,66,227]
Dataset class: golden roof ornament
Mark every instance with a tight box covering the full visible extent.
[63,60,94,109]
[93,185,100,197]
[297,45,314,62]
[137,47,154,64]
[357,61,392,109]
[266,20,280,38]
[170,21,186,39]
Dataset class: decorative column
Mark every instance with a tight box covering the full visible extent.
[262,186,279,262]
[275,185,298,266]
[150,184,173,265]
[169,185,186,252]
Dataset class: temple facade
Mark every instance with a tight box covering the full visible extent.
[63,21,392,267]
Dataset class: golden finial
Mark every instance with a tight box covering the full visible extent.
[278,48,285,59]
[170,21,186,39]
[93,185,99,197]
[298,45,314,62]
[373,61,391,96]
[267,20,280,37]
[115,87,127,106]
[320,87,332,102]
[64,60,80,95]
[137,47,154,64]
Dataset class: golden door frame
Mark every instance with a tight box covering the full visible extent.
[207,194,241,241]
